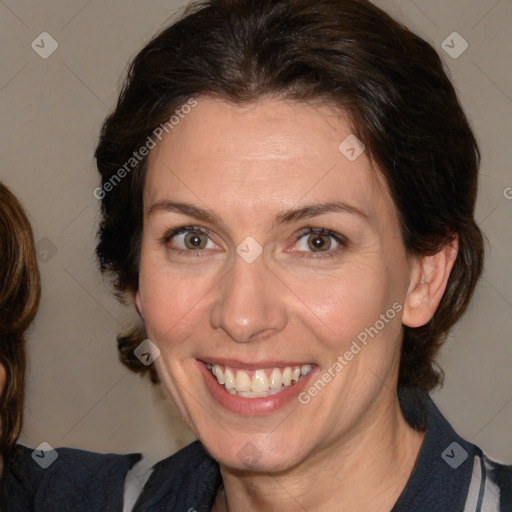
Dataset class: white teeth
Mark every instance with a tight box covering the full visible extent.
[282,367,292,386]
[251,370,269,392]
[224,368,235,389]
[238,390,270,398]
[301,364,312,376]
[235,370,251,392]
[238,388,284,398]
[269,368,283,390]
[206,362,313,398]
[214,365,224,385]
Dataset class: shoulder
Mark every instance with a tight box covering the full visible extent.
[1,444,141,512]
[395,388,512,511]
[132,441,222,512]
[464,451,512,512]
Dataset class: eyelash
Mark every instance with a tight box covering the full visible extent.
[161,225,348,259]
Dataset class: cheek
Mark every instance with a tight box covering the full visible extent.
[138,235,407,361]
[138,256,214,348]
[284,260,394,341]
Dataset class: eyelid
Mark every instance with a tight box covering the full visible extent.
[162,225,212,243]
[294,226,348,244]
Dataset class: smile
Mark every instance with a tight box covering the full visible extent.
[205,362,313,398]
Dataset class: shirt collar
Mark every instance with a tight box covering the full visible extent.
[391,387,477,511]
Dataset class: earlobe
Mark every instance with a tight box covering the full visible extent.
[134,289,143,317]
[402,236,458,328]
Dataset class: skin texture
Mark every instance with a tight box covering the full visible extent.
[135,97,457,511]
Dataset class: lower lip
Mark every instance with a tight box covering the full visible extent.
[197,360,316,416]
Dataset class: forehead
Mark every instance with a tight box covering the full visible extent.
[144,97,394,226]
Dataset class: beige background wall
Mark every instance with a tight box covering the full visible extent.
[1,0,511,466]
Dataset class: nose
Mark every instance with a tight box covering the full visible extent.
[210,250,287,343]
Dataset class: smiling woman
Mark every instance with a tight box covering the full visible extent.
[94,0,511,511]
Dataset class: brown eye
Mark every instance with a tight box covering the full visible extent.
[167,228,216,252]
[184,231,208,249]
[307,233,332,252]
[294,228,345,256]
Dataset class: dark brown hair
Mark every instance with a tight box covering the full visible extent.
[95,0,484,391]
[0,183,41,461]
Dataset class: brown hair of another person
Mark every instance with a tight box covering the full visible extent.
[0,183,41,461]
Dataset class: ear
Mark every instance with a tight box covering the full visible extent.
[134,289,144,318]
[402,235,458,328]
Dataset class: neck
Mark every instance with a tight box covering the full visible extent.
[214,390,425,512]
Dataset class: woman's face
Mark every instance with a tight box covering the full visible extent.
[136,97,416,472]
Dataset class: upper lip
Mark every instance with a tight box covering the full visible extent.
[199,358,314,370]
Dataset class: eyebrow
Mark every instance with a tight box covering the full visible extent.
[147,199,367,228]
[147,199,223,224]
[272,201,367,228]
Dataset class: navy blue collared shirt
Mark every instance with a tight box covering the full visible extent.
[1,445,140,511]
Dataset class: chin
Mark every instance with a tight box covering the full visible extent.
[199,427,308,473]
